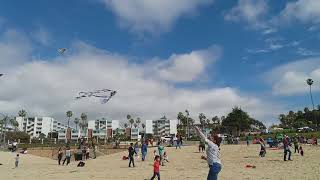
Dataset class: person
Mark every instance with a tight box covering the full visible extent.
[158,142,165,166]
[134,142,139,156]
[299,146,304,156]
[258,138,266,157]
[163,151,169,163]
[194,126,221,180]
[12,140,18,152]
[141,141,148,161]
[15,154,19,168]
[58,147,63,165]
[86,146,90,160]
[283,135,292,161]
[176,135,181,149]
[150,139,154,147]
[63,148,72,166]
[199,139,206,152]
[293,137,299,153]
[150,155,161,180]
[246,136,250,146]
[128,143,135,167]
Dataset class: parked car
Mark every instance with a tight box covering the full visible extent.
[297,127,314,133]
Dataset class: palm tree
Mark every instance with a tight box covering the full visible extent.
[129,118,134,128]
[0,115,9,144]
[18,109,27,132]
[141,123,146,132]
[206,119,211,128]
[10,118,19,131]
[124,123,128,129]
[80,113,88,136]
[135,117,141,129]
[133,123,138,129]
[127,115,131,122]
[74,118,80,131]
[199,113,206,130]
[307,78,315,110]
[66,111,73,128]
[185,110,190,139]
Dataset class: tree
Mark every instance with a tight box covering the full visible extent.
[307,78,315,110]
[80,113,88,136]
[124,123,128,129]
[129,118,134,128]
[66,111,73,128]
[74,118,80,131]
[141,123,145,131]
[133,123,138,129]
[136,117,141,129]
[18,109,27,132]
[10,118,19,131]
[222,107,251,136]
[199,113,206,130]
[0,115,10,144]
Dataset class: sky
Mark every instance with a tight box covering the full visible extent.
[0,0,320,127]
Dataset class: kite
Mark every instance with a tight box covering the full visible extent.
[58,48,66,55]
[75,89,117,104]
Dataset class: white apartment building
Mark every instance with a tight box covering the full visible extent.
[146,117,178,137]
[58,119,121,140]
[15,117,70,138]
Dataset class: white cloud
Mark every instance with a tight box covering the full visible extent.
[0,29,32,69]
[31,27,52,46]
[278,0,320,24]
[224,0,270,30]
[101,0,214,34]
[0,31,278,123]
[152,46,221,82]
[267,58,320,95]
[297,48,320,56]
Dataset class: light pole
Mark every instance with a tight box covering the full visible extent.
[185,110,189,140]
[307,78,315,110]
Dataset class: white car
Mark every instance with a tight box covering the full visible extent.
[161,136,172,142]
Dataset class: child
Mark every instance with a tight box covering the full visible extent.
[163,151,169,163]
[158,142,165,166]
[299,146,304,156]
[58,147,63,165]
[153,150,158,158]
[15,154,19,168]
[150,155,160,180]
[259,138,266,157]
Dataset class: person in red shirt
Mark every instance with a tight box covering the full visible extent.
[151,155,160,180]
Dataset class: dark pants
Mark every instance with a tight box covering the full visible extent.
[207,163,221,180]
[199,145,205,152]
[294,146,299,153]
[284,148,292,161]
[63,156,71,165]
[142,151,147,161]
[151,172,160,180]
[58,155,62,165]
[129,156,135,167]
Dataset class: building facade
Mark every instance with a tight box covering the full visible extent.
[145,117,177,137]
[15,116,70,138]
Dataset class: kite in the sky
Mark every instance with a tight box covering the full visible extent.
[75,89,117,104]
[58,48,66,55]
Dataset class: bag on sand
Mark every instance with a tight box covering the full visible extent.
[77,161,85,167]
[122,156,129,160]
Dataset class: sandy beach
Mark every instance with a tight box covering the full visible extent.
[0,144,319,180]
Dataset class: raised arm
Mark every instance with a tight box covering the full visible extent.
[194,126,207,141]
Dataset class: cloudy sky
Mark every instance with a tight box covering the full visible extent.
[0,0,320,126]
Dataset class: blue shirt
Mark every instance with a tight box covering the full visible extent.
[141,144,148,153]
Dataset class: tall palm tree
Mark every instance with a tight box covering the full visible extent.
[18,109,27,132]
[129,119,134,128]
[124,123,128,129]
[135,117,141,129]
[141,123,146,132]
[307,79,315,110]
[74,118,80,131]
[0,115,9,144]
[199,113,206,130]
[133,123,138,129]
[66,111,73,128]
[185,110,190,139]
[10,118,19,131]
[80,113,88,136]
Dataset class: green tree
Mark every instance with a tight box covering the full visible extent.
[18,109,27,132]
[80,113,88,136]
[10,118,19,131]
[66,111,73,128]
[129,119,134,128]
[135,117,141,129]
[141,123,145,132]
[222,107,251,136]
[74,117,80,131]
[199,113,206,130]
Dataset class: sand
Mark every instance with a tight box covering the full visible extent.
[0,144,319,180]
